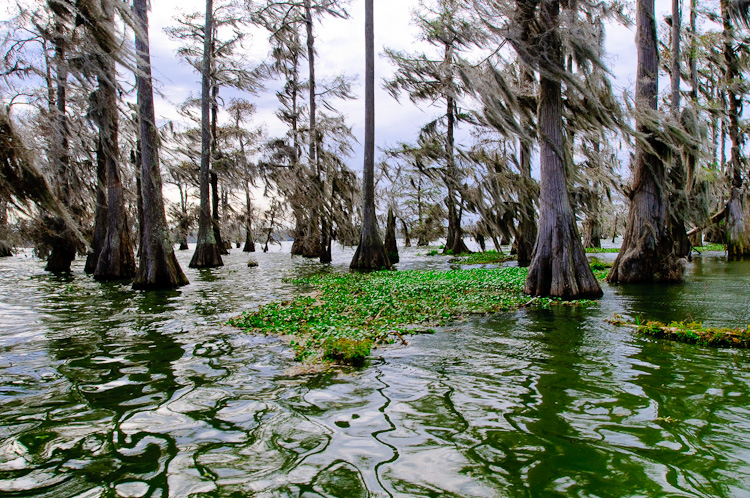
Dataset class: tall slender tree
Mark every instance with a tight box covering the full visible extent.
[190,0,224,268]
[385,0,476,255]
[351,0,389,270]
[132,0,189,289]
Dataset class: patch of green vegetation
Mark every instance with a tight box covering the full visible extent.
[693,243,726,252]
[585,247,620,253]
[589,257,613,280]
[229,267,566,366]
[610,316,750,348]
[449,250,515,265]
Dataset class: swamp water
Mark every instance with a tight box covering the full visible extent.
[0,244,749,497]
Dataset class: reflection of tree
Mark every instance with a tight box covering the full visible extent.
[518,308,611,496]
[8,282,185,495]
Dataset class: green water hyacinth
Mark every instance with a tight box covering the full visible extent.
[449,250,515,265]
[229,267,592,366]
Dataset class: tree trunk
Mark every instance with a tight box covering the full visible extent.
[516,126,537,265]
[722,0,750,258]
[190,0,223,269]
[132,0,189,290]
[178,185,189,250]
[243,187,255,252]
[443,90,470,256]
[94,15,136,281]
[668,0,691,259]
[45,11,77,273]
[302,0,322,260]
[85,138,107,274]
[583,142,602,249]
[384,207,399,263]
[351,0,390,271]
[210,171,228,255]
[0,201,11,257]
[133,145,144,254]
[401,219,411,247]
[524,0,602,300]
[320,216,332,263]
[608,0,684,283]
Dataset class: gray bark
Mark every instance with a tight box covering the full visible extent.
[523,0,602,299]
[190,0,223,268]
[351,0,389,270]
[608,0,684,283]
[132,0,189,289]
[94,3,136,280]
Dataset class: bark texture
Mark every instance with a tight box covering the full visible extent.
[384,207,399,264]
[243,189,256,252]
[523,0,602,300]
[727,189,750,259]
[351,0,390,271]
[85,140,107,274]
[190,0,223,268]
[722,0,750,259]
[608,0,684,283]
[132,0,189,290]
[94,17,136,281]
[45,10,77,273]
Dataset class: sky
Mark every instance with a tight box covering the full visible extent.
[143,0,679,175]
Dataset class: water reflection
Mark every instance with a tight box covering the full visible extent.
[0,245,749,496]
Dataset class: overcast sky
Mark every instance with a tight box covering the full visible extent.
[144,0,677,172]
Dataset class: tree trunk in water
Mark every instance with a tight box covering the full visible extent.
[85,139,107,274]
[524,0,602,299]
[190,0,223,269]
[668,0,691,259]
[244,188,255,252]
[401,219,411,247]
[45,11,77,273]
[582,218,602,249]
[320,217,332,263]
[443,90,470,256]
[210,171,229,255]
[290,214,305,255]
[133,146,144,254]
[583,172,601,249]
[210,82,228,255]
[384,207,399,264]
[722,0,750,258]
[516,133,537,265]
[302,0,321,260]
[94,26,136,281]
[726,189,750,258]
[608,0,684,283]
[132,0,189,290]
[0,202,11,257]
[351,0,390,271]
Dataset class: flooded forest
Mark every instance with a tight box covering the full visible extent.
[1,0,750,496]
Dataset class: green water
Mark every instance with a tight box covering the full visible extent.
[0,245,748,497]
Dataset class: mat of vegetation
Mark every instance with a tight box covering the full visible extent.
[229,267,561,366]
[692,243,726,252]
[610,317,750,348]
[585,247,620,253]
[449,250,515,265]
